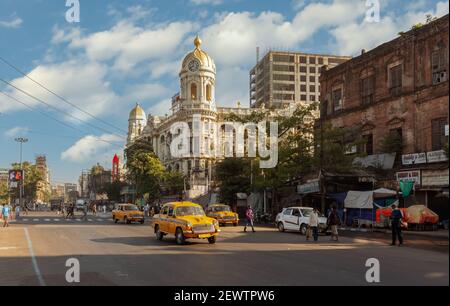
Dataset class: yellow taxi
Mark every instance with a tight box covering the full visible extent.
[151,202,220,245]
[206,204,239,226]
[112,204,145,224]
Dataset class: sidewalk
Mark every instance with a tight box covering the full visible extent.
[340,227,449,239]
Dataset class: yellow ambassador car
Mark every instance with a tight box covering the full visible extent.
[206,204,239,226]
[112,204,145,224]
[151,202,220,245]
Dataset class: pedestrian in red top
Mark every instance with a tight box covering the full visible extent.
[244,205,255,233]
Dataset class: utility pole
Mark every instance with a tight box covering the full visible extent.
[15,137,28,209]
[319,117,326,214]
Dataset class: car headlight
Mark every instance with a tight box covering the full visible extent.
[213,219,219,226]
[186,222,193,229]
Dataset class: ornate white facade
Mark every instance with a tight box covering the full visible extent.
[127,36,293,197]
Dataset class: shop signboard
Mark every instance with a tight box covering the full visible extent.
[297,180,320,194]
[427,150,448,163]
[402,153,427,165]
[421,169,449,187]
[396,170,421,186]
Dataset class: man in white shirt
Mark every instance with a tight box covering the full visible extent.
[309,208,320,242]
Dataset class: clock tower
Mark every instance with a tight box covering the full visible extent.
[180,35,216,110]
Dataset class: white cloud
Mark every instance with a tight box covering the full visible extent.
[124,83,169,102]
[200,0,366,67]
[215,66,249,108]
[436,1,450,16]
[61,134,123,163]
[4,127,30,138]
[147,99,172,117]
[0,16,23,29]
[66,20,196,71]
[292,0,307,10]
[330,1,450,55]
[190,0,223,5]
[0,60,119,122]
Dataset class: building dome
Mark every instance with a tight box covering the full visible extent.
[181,35,216,73]
[129,103,146,120]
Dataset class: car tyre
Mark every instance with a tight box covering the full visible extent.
[175,228,185,245]
[155,225,164,241]
[208,236,216,244]
[140,219,145,224]
[278,222,285,232]
[300,224,307,235]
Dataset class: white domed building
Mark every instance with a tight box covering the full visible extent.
[127,36,292,198]
[127,103,147,144]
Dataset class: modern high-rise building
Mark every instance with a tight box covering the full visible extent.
[250,51,352,109]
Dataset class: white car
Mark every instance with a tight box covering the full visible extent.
[275,207,328,235]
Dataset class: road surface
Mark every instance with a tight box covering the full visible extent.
[0,212,448,286]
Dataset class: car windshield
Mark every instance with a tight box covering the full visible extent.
[212,206,230,212]
[124,205,139,211]
[301,209,324,217]
[176,206,205,216]
[301,209,313,217]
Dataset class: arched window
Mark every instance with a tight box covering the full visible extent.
[191,83,198,100]
[206,84,212,101]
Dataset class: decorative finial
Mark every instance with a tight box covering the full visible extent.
[194,35,202,49]
[237,101,241,108]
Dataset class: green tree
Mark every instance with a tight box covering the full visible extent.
[163,171,185,198]
[11,162,44,202]
[100,181,126,202]
[216,158,251,206]
[379,131,404,154]
[127,151,165,202]
[0,180,9,205]
[219,103,364,213]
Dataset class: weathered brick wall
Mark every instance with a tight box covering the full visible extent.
[319,14,449,156]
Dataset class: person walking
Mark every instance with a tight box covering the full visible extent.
[15,205,20,220]
[244,205,255,233]
[66,203,74,219]
[327,206,341,241]
[144,203,150,217]
[390,204,404,246]
[309,208,320,242]
[82,201,88,221]
[92,203,97,216]
[2,204,11,227]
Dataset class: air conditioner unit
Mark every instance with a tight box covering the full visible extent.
[433,71,447,85]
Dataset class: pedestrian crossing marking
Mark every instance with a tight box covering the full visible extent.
[88,219,93,222]
[44,219,51,222]
[54,219,60,221]
[33,219,39,221]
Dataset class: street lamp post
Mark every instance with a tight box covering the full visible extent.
[15,137,28,209]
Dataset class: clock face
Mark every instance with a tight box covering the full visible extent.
[188,59,200,73]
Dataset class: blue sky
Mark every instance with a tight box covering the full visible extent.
[0,0,448,184]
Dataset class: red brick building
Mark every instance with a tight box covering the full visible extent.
[318,15,449,220]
